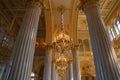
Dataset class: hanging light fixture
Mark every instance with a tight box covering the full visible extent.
[52,5,73,79]
[53,5,73,56]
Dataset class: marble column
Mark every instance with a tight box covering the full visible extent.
[51,62,56,80]
[66,62,70,80]
[68,61,74,80]
[88,76,93,80]
[72,46,81,80]
[43,46,52,80]
[94,77,96,80]
[0,64,5,79]
[79,0,120,80]
[56,72,59,80]
[66,70,69,80]
[3,1,42,80]
[82,76,86,80]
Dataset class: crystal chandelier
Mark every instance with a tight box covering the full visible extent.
[52,5,73,79]
[53,6,73,56]
[53,28,73,56]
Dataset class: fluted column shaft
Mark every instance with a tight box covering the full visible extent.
[82,76,86,80]
[0,64,5,79]
[80,0,120,80]
[66,70,69,80]
[51,63,56,80]
[68,62,74,80]
[88,76,93,80]
[72,47,81,80]
[3,1,42,80]
[43,47,52,80]
[66,63,70,80]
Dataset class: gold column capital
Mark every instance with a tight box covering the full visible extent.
[78,0,99,10]
[68,59,73,64]
[45,44,53,51]
[26,0,44,10]
[52,59,56,64]
[72,44,79,49]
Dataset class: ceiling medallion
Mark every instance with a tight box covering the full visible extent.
[52,5,73,79]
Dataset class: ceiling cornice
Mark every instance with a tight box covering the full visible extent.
[105,0,120,25]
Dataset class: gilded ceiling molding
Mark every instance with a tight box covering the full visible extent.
[0,11,10,27]
[105,0,120,24]
[44,0,54,44]
[71,44,79,51]
[118,9,120,16]
[106,12,119,27]
[70,0,79,43]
